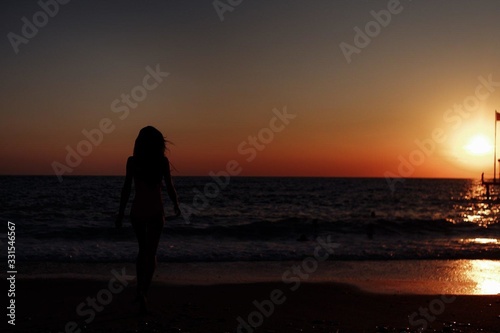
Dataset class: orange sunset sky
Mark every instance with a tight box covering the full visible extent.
[2,0,500,178]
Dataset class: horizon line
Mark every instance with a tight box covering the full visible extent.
[0,174,481,180]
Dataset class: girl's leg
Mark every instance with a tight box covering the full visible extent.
[131,217,147,298]
[142,216,164,295]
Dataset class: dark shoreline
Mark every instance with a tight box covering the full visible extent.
[5,276,500,333]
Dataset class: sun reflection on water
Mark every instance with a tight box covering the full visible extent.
[460,238,498,244]
[450,180,500,227]
[453,260,500,295]
[468,260,500,294]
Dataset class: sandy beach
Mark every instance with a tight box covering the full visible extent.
[5,261,500,333]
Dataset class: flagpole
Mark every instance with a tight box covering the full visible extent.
[495,110,497,182]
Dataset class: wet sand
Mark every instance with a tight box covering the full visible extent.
[16,260,500,294]
[7,274,500,333]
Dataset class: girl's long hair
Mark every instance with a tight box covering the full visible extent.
[133,126,168,184]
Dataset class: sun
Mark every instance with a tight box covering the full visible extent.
[464,134,493,156]
[445,115,495,171]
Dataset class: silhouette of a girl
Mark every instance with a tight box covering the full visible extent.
[116,126,180,313]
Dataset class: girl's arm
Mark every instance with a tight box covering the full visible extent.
[164,157,180,216]
[116,157,134,228]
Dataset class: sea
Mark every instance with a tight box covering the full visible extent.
[1,176,499,263]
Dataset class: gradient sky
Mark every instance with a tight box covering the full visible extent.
[2,0,500,178]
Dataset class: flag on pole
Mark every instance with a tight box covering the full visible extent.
[496,110,499,181]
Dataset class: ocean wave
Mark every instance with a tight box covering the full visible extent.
[16,216,500,242]
[8,236,500,263]
[3,176,500,264]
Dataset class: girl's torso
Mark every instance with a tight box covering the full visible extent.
[129,157,165,220]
